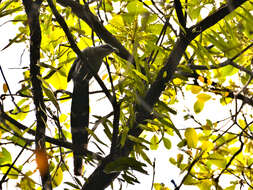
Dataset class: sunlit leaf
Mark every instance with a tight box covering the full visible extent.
[150,134,159,150]
[18,172,36,190]
[197,180,212,190]
[42,85,60,112]
[46,68,67,90]
[190,85,202,94]
[224,185,236,190]
[132,69,148,81]
[185,128,198,148]
[0,147,12,164]
[153,183,169,190]
[52,167,63,187]
[194,100,204,114]
[162,137,171,150]
[127,0,146,14]
[197,93,211,102]
[201,140,214,151]
[207,153,227,168]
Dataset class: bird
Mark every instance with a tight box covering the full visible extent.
[67,44,117,176]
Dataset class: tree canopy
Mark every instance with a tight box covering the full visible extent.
[0,0,253,189]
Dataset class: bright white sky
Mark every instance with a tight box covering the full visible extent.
[0,10,243,190]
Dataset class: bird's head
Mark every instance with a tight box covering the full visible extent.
[90,44,118,58]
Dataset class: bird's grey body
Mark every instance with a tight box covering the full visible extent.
[68,44,116,176]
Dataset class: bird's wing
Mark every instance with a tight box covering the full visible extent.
[67,57,80,82]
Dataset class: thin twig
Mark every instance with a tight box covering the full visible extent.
[0,143,28,188]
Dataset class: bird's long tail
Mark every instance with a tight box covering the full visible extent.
[71,80,89,176]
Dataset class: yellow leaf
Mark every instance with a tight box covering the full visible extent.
[59,114,67,123]
[197,93,211,102]
[207,79,212,85]
[109,15,124,26]
[185,128,198,148]
[190,85,202,94]
[52,167,63,187]
[208,153,226,168]
[102,73,108,80]
[133,69,148,81]
[224,91,229,97]
[238,119,246,129]
[163,71,167,78]
[46,69,67,90]
[173,78,182,85]
[150,135,159,150]
[198,76,205,83]
[201,141,214,151]
[3,83,8,93]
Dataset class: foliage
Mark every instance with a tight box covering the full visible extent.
[0,0,253,189]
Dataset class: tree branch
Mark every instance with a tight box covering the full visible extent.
[22,0,52,189]
[0,109,103,160]
[178,70,253,107]
[80,1,248,189]
[56,0,135,65]
[189,43,253,76]
[47,0,114,105]
[189,0,247,39]
[174,0,186,30]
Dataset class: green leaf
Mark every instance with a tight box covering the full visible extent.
[177,139,187,148]
[224,185,236,190]
[1,32,23,50]
[1,164,20,179]
[194,100,204,114]
[157,100,177,115]
[127,0,146,14]
[128,135,150,145]
[18,173,36,190]
[177,153,183,167]
[197,180,212,190]
[104,157,147,174]
[121,172,140,184]
[11,98,30,121]
[86,128,108,147]
[42,85,60,112]
[120,127,128,147]
[218,65,238,77]
[9,136,27,147]
[39,76,61,112]
[158,117,182,139]
[185,128,198,148]
[0,147,12,164]
[163,137,171,150]
[132,69,148,82]
[150,134,159,150]
[183,174,199,185]
[207,153,227,168]
[169,157,177,165]
[139,149,152,165]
